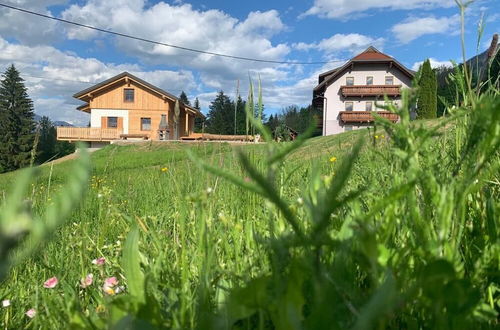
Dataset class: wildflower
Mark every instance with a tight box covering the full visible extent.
[329,156,337,163]
[244,177,251,183]
[161,167,168,172]
[381,135,385,139]
[374,135,379,139]
[80,274,93,288]
[103,277,119,295]
[25,308,36,318]
[92,257,106,266]
[2,300,10,308]
[206,187,213,194]
[43,277,58,289]
[297,197,304,205]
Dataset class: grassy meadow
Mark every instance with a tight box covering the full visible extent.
[0,88,499,329]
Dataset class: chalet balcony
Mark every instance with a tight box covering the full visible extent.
[56,127,121,142]
[339,111,399,123]
[341,85,401,97]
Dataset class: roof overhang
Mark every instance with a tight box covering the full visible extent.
[73,72,205,119]
[313,47,415,96]
[76,103,90,113]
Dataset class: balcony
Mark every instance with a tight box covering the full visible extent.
[339,111,399,123]
[57,127,121,141]
[341,85,401,97]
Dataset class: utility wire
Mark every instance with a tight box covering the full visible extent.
[0,3,344,66]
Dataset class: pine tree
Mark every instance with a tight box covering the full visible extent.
[179,91,190,106]
[37,116,57,163]
[205,91,235,134]
[193,97,204,133]
[0,65,35,172]
[416,59,437,119]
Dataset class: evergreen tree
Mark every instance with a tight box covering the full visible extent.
[193,97,204,133]
[416,59,437,119]
[37,116,57,163]
[179,91,190,106]
[204,92,248,135]
[0,65,35,172]
[205,91,235,134]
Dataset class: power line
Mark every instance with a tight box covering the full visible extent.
[0,3,344,66]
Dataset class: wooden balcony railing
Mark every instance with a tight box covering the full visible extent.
[341,85,401,97]
[56,127,121,141]
[339,111,399,123]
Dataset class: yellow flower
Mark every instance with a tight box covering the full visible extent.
[161,167,168,172]
[374,135,379,139]
[329,156,337,163]
[381,135,385,138]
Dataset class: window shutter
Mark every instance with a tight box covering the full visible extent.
[101,117,107,128]
[117,117,124,131]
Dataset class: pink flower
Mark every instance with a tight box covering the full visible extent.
[25,308,36,318]
[92,257,106,266]
[80,274,93,288]
[103,277,119,295]
[43,277,58,289]
[104,277,118,287]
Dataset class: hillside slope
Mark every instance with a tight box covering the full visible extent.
[0,107,498,329]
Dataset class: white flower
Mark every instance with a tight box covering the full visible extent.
[2,300,10,308]
[206,187,213,194]
[25,308,36,318]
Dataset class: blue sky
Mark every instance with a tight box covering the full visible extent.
[0,0,498,125]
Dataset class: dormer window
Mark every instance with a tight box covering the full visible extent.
[385,76,394,85]
[124,88,135,102]
[366,76,373,85]
[346,77,354,86]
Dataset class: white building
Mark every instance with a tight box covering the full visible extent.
[313,47,415,136]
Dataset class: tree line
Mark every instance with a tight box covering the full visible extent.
[0,65,74,174]
[183,90,321,140]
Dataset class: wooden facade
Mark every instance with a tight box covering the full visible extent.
[57,72,204,143]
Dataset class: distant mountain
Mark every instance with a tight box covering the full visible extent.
[53,121,73,127]
[33,114,73,127]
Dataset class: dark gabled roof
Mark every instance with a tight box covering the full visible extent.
[314,46,415,94]
[73,72,205,118]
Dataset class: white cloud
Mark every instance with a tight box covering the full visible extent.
[301,0,455,19]
[0,0,68,45]
[391,15,460,44]
[412,58,453,71]
[61,0,290,87]
[294,33,384,55]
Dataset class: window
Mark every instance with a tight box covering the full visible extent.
[346,77,354,86]
[107,117,118,128]
[345,102,354,111]
[141,117,151,131]
[366,76,373,85]
[385,76,394,85]
[366,101,373,112]
[124,88,135,102]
